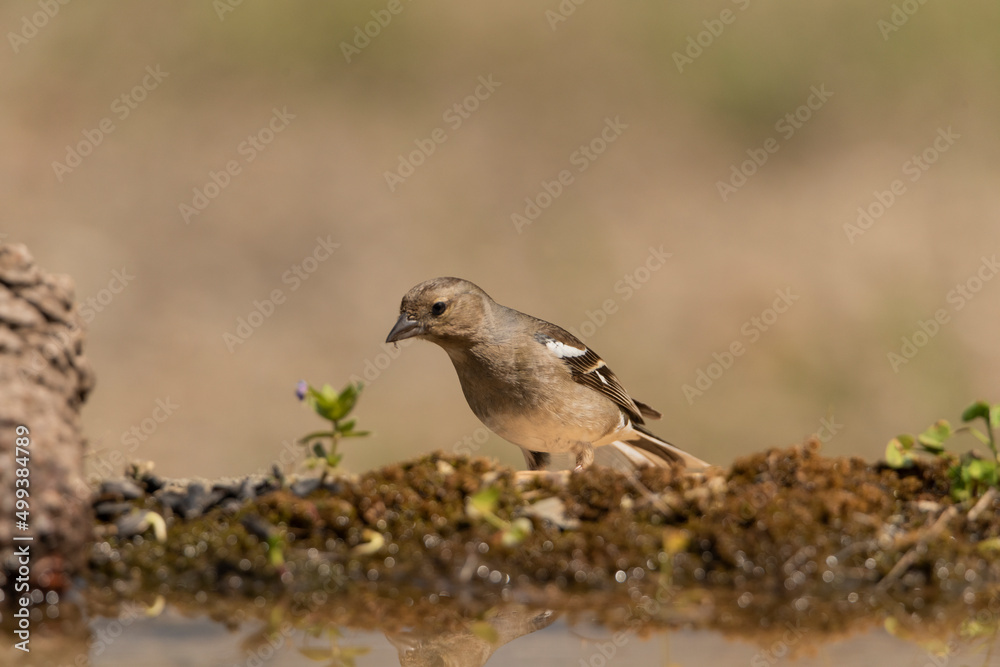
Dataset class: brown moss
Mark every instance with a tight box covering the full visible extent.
[83,441,1000,642]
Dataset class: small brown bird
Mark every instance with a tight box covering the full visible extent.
[386,277,708,471]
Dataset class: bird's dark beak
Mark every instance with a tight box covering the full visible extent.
[385,313,422,343]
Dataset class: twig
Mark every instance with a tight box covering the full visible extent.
[626,474,674,515]
[876,505,958,592]
[968,487,998,522]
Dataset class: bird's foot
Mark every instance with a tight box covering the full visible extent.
[573,443,595,471]
[513,469,570,486]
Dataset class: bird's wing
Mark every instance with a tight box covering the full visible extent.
[533,326,648,424]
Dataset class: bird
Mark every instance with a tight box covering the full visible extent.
[385,277,708,471]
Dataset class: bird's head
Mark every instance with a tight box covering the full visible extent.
[385,277,493,346]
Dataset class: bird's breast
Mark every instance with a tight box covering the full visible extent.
[445,346,623,452]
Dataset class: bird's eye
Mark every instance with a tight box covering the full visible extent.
[431,301,447,316]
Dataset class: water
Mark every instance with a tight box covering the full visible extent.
[5,593,999,667]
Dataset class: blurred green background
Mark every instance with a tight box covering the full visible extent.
[4,1,998,479]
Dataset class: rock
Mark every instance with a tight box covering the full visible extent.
[155,481,216,519]
[0,243,94,593]
[19,283,73,324]
[290,477,322,498]
[0,244,41,286]
[94,501,135,522]
[0,284,45,327]
[98,479,144,501]
[240,515,278,542]
[0,327,23,354]
[115,510,166,541]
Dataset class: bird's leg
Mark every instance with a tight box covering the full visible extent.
[572,443,595,471]
[521,449,551,471]
[515,449,566,485]
[514,469,570,485]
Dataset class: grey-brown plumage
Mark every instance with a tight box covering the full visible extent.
[386,277,708,471]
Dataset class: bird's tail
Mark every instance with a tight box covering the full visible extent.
[609,425,709,470]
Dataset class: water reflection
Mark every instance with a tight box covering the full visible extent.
[386,606,557,667]
[4,586,1000,666]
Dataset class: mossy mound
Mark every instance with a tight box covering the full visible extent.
[85,441,1000,641]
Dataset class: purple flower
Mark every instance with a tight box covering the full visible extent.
[295,380,308,401]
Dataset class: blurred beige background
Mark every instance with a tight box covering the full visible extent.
[3,2,998,479]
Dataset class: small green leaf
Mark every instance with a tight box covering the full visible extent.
[315,404,342,422]
[467,487,500,518]
[917,420,952,451]
[885,439,912,468]
[982,461,999,485]
[896,434,915,450]
[308,384,343,420]
[949,462,972,501]
[312,442,326,459]
[967,459,990,481]
[512,516,533,534]
[266,535,285,566]
[327,382,362,421]
[502,517,534,546]
[298,430,336,444]
[962,401,991,423]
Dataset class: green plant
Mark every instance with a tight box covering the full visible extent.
[466,487,533,547]
[296,380,370,469]
[885,400,1000,501]
[266,533,285,567]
